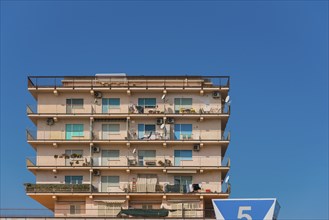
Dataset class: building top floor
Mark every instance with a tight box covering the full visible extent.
[28,75,230,90]
[28,91,230,116]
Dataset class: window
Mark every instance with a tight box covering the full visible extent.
[65,176,83,184]
[102,124,120,139]
[142,204,153,209]
[65,124,84,140]
[174,176,193,185]
[138,150,156,166]
[101,150,119,166]
[65,150,83,166]
[174,150,192,166]
[138,98,156,108]
[170,202,200,217]
[102,98,120,113]
[66,99,84,113]
[98,203,121,217]
[138,124,156,139]
[136,174,158,192]
[174,98,192,113]
[174,124,192,140]
[69,204,81,215]
[101,176,120,192]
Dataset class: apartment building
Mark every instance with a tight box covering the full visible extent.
[25,74,231,218]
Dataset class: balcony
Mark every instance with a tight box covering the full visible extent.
[26,155,230,170]
[24,183,93,193]
[26,129,231,143]
[25,183,229,195]
[26,104,230,117]
[28,75,230,90]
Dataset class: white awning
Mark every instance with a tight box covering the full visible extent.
[95,199,125,204]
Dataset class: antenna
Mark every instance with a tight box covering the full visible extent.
[224,175,230,183]
[225,95,230,103]
[161,94,166,100]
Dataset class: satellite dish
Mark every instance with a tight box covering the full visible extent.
[160,124,165,129]
[224,175,230,183]
[132,148,136,154]
[225,96,230,103]
[161,94,166,100]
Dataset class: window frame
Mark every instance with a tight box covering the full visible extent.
[138,98,156,108]
[65,176,83,184]
[174,98,192,113]
[102,98,121,113]
[174,124,193,140]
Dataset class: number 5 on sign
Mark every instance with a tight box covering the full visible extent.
[238,206,252,220]
[212,198,280,220]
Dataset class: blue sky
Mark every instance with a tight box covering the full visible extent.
[0,1,328,219]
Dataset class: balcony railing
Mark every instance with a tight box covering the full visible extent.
[26,129,231,142]
[26,104,230,115]
[26,156,230,168]
[0,208,216,218]
[24,183,93,193]
[28,75,230,89]
[25,183,228,194]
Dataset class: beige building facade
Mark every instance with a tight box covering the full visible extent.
[25,74,231,218]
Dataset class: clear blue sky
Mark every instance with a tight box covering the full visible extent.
[0,1,328,219]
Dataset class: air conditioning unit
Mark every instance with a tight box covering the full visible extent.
[93,170,101,176]
[193,144,200,151]
[212,91,221,98]
[166,118,175,124]
[156,118,164,125]
[92,146,100,153]
[94,91,102,99]
[46,118,55,126]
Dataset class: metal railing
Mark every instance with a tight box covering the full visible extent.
[26,104,230,115]
[24,183,228,195]
[27,75,230,89]
[26,129,231,142]
[24,183,93,193]
[0,208,217,219]
[26,156,230,168]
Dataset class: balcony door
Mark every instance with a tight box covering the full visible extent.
[65,176,83,184]
[138,124,156,139]
[102,124,120,139]
[65,150,83,166]
[174,124,192,140]
[138,150,156,166]
[174,150,192,166]
[100,176,119,192]
[136,174,157,192]
[65,124,84,140]
[66,99,83,114]
[101,150,119,166]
